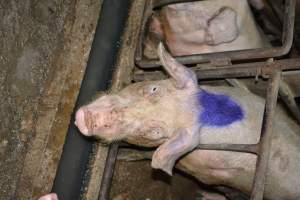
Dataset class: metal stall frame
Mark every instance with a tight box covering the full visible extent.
[135,0,295,68]
[93,0,300,200]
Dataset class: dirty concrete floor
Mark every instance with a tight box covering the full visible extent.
[110,160,204,200]
[0,0,82,199]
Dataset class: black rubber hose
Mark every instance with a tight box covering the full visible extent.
[51,0,131,199]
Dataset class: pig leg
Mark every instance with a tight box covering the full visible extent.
[151,127,200,175]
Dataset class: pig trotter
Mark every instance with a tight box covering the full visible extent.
[151,128,200,175]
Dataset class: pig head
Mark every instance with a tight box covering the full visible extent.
[75,43,201,174]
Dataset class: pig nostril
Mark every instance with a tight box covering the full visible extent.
[75,108,90,136]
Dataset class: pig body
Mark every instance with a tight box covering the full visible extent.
[75,44,300,200]
[144,0,269,58]
[176,86,300,200]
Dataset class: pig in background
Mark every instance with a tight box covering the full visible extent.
[75,43,300,200]
[144,0,270,58]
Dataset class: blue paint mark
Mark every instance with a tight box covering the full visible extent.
[198,89,244,127]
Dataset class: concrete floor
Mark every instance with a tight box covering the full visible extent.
[0,0,101,199]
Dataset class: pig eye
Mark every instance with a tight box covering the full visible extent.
[150,128,164,139]
[149,85,159,94]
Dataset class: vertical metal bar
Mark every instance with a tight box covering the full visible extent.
[98,144,119,200]
[279,81,300,124]
[250,69,281,200]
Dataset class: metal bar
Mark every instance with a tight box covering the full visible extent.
[279,81,300,124]
[152,0,200,8]
[133,58,300,81]
[135,0,153,62]
[250,69,281,200]
[226,79,251,92]
[196,143,259,154]
[117,143,259,162]
[98,144,119,200]
[135,0,295,68]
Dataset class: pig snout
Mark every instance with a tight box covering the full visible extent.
[75,96,124,139]
[75,108,89,136]
[38,193,59,200]
[75,107,122,137]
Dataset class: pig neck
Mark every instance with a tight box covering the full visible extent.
[196,87,244,128]
[195,85,263,145]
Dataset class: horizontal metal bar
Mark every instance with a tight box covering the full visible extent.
[196,143,259,154]
[120,142,259,154]
[133,58,300,81]
[152,0,201,8]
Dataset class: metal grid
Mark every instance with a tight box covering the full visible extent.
[97,0,300,200]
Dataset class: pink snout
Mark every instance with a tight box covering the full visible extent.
[38,193,58,200]
[75,108,90,136]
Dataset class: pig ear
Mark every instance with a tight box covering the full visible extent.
[157,43,198,90]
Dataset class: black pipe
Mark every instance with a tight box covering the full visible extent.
[51,0,131,199]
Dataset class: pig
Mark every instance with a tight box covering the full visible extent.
[75,43,300,200]
[144,0,269,58]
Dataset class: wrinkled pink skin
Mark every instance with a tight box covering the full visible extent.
[75,44,300,200]
[38,193,58,200]
[144,0,268,58]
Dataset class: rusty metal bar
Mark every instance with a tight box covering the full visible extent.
[117,143,259,162]
[152,0,200,8]
[250,69,281,200]
[98,144,119,200]
[135,0,153,62]
[196,143,259,154]
[135,0,295,68]
[226,79,251,92]
[279,81,300,124]
[133,58,300,81]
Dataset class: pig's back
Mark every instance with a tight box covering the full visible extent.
[164,0,268,56]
